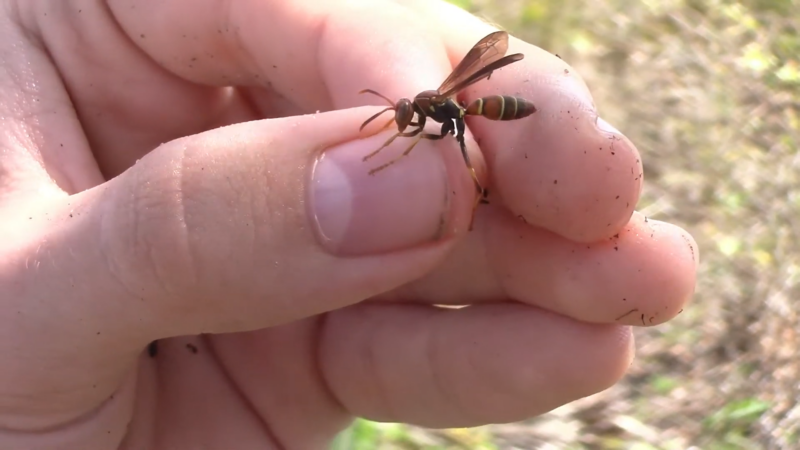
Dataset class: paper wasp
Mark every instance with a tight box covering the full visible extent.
[358,31,537,218]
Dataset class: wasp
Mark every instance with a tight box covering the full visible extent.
[358,31,537,224]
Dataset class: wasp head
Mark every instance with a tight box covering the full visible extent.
[358,89,415,133]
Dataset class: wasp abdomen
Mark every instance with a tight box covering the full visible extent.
[466,95,537,121]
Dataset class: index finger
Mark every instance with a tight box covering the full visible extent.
[108,0,492,196]
[109,0,454,111]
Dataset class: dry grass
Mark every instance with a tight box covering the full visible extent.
[334,0,800,448]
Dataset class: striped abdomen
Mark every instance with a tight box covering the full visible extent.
[465,95,537,121]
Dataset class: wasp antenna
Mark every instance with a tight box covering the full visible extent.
[359,89,396,106]
[359,106,394,131]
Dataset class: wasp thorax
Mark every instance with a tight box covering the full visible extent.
[413,90,440,112]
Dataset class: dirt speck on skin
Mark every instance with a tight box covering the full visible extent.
[615,308,638,321]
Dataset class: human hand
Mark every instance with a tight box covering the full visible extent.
[0,0,697,449]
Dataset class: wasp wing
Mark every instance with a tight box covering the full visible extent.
[436,31,513,99]
[437,53,524,99]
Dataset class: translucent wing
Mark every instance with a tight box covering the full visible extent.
[436,31,518,99]
[437,54,524,99]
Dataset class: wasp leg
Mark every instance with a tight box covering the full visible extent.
[363,126,423,162]
[454,118,486,196]
[368,131,445,175]
[453,118,488,230]
[379,117,396,132]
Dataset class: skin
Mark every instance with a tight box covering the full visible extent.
[0,0,697,449]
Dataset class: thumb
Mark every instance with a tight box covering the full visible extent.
[1,106,475,425]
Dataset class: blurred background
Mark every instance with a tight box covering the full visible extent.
[333,0,800,448]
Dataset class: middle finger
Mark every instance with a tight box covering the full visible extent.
[380,211,697,327]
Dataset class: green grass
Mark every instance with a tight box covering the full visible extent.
[331,419,497,450]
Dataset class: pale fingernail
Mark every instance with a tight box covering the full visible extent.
[596,117,621,134]
[309,133,451,256]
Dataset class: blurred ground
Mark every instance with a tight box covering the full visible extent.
[333,0,800,448]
